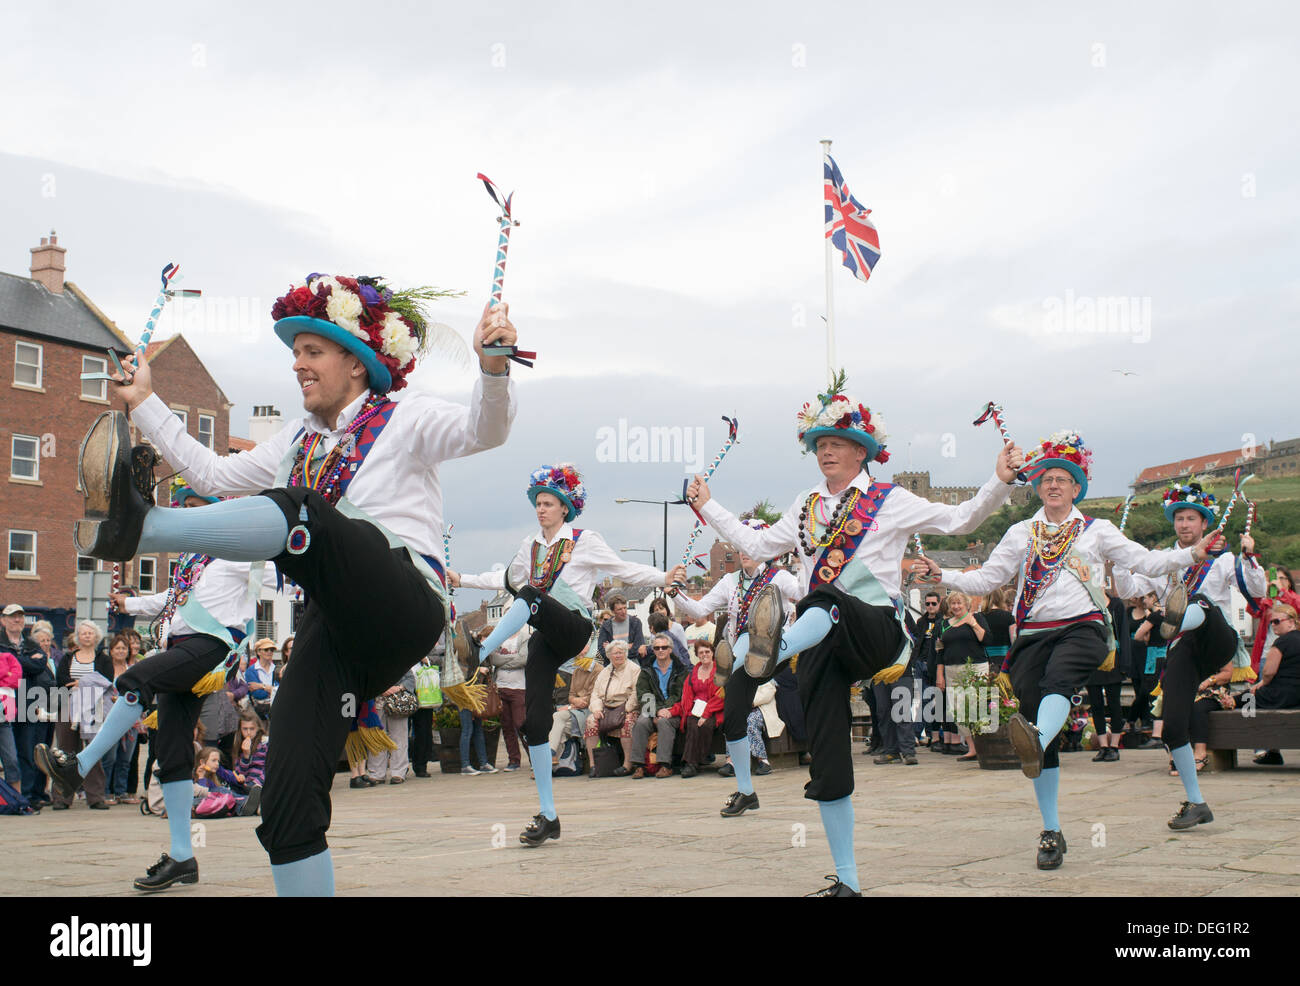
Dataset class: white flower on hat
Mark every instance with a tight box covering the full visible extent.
[380,312,419,365]
[325,285,365,338]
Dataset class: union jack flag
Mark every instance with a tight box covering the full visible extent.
[824,154,881,282]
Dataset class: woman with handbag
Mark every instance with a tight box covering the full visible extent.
[582,641,640,778]
[367,666,419,784]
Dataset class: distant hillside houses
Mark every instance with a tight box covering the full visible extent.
[1132,438,1299,494]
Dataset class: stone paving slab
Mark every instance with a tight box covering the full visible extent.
[4,747,1297,897]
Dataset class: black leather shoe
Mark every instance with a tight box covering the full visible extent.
[720,791,759,817]
[717,762,735,778]
[1168,801,1214,830]
[1106,748,1120,762]
[1092,749,1108,762]
[34,744,83,801]
[1254,750,1284,766]
[239,786,262,816]
[613,765,632,777]
[743,585,785,678]
[1006,713,1044,779]
[681,763,698,778]
[519,812,561,847]
[751,759,772,776]
[1036,830,1066,870]
[805,875,862,897]
[74,411,152,561]
[133,853,199,892]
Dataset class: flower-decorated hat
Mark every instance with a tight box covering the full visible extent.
[170,475,218,507]
[1022,430,1093,502]
[271,274,462,393]
[1161,477,1217,526]
[795,370,890,463]
[527,463,587,522]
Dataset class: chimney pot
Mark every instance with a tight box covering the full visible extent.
[30,232,67,294]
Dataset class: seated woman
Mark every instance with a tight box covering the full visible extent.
[669,639,725,778]
[232,714,267,789]
[583,640,639,777]
[1248,603,1300,765]
[192,746,260,817]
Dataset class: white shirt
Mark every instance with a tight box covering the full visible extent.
[699,470,1013,601]
[460,525,665,606]
[673,565,803,645]
[943,506,1195,624]
[1115,547,1266,621]
[122,559,274,640]
[131,374,516,559]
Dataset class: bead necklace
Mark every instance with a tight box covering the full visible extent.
[1019,519,1084,614]
[152,552,213,642]
[530,538,573,589]
[289,393,391,504]
[798,488,861,555]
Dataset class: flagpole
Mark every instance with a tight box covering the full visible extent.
[820,137,836,387]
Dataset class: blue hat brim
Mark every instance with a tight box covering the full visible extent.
[172,485,218,506]
[528,485,579,522]
[802,426,880,459]
[1164,502,1215,526]
[1030,459,1088,502]
[274,316,391,393]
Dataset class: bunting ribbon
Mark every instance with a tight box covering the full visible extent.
[81,263,202,385]
[668,416,739,596]
[1115,494,1136,534]
[443,524,457,645]
[1214,468,1254,535]
[477,173,535,368]
[1243,501,1258,540]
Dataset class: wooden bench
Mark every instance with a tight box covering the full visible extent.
[1205,708,1300,771]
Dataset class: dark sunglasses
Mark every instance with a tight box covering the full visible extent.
[652,645,672,651]
[1270,617,1291,627]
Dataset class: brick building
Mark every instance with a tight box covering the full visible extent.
[1,233,231,621]
[1133,439,1300,494]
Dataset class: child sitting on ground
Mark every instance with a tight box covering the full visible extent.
[232,715,268,790]
[192,747,260,817]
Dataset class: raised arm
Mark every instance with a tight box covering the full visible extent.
[672,577,732,623]
[406,373,516,465]
[696,492,801,564]
[1095,520,1196,577]
[580,530,672,588]
[891,475,1013,538]
[131,394,292,496]
[941,524,1027,596]
[122,589,169,620]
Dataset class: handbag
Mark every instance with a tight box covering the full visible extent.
[482,672,502,720]
[383,690,420,718]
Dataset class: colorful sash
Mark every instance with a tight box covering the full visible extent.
[734,565,778,636]
[1180,555,1214,596]
[529,530,584,592]
[807,482,895,592]
[151,552,213,643]
[1014,517,1093,626]
[288,396,399,505]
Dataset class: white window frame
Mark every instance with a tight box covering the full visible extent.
[8,530,36,575]
[10,434,39,481]
[198,413,215,450]
[14,341,43,388]
[172,408,188,430]
[168,559,179,582]
[137,556,156,594]
[81,355,108,400]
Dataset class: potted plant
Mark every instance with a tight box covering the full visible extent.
[433,705,464,774]
[950,659,1021,770]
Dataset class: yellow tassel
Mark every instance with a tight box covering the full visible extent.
[995,672,1015,701]
[871,662,906,685]
[574,656,597,671]
[1229,665,1258,683]
[1097,649,1116,673]
[443,682,487,715]
[1151,681,1162,697]
[190,669,229,697]
[141,710,158,730]
[790,654,798,674]
[345,726,396,766]
[554,674,566,689]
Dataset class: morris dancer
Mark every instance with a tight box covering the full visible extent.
[670,519,802,818]
[71,273,517,895]
[1112,478,1266,829]
[921,434,1220,869]
[38,478,276,892]
[687,374,1025,896]
[449,464,685,847]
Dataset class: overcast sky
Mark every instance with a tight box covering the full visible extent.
[3,2,1296,605]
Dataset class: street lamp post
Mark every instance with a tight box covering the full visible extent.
[614,498,671,575]
[620,547,657,569]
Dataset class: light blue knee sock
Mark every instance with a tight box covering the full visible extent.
[76,695,143,773]
[1032,767,1061,831]
[726,738,754,795]
[732,633,750,665]
[139,496,288,560]
[161,780,196,862]
[1170,743,1205,803]
[271,848,335,897]
[1036,694,1072,747]
[818,796,859,892]
[530,743,556,820]
[778,607,834,655]
[477,596,532,657]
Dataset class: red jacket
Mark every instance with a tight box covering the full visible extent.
[1248,589,1300,671]
[671,665,724,726]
